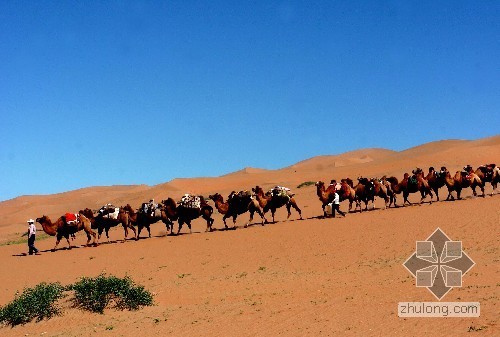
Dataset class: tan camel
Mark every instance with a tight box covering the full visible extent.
[444,169,484,200]
[425,167,448,201]
[343,178,371,212]
[470,164,497,196]
[315,181,337,217]
[209,192,266,228]
[36,214,96,251]
[338,179,357,212]
[385,170,433,206]
[369,178,391,209]
[252,186,302,223]
[80,206,136,243]
[123,203,176,238]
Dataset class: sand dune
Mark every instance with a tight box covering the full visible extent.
[0,136,499,336]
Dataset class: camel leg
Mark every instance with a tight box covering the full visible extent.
[64,234,72,249]
[86,227,97,246]
[147,225,151,238]
[403,192,411,206]
[222,214,230,229]
[53,233,64,251]
[187,220,192,234]
[245,211,254,228]
[177,220,183,235]
[97,227,104,243]
[290,201,302,219]
[105,228,110,243]
[128,224,137,240]
[254,206,266,225]
[286,203,292,219]
[205,216,214,232]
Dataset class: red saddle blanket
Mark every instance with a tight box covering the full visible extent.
[65,213,77,222]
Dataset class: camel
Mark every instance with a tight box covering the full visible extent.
[385,170,433,206]
[343,178,371,212]
[425,167,448,201]
[80,206,136,243]
[174,195,214,233]
[252,186,302,223]
[123,203,176,238]
[338,179,358,212]
[315,181,337,217]
[443,168,484,200]
[209,191,266,228]
[369,178,391,209]
[469,164,497,196]
[36,214,96,251]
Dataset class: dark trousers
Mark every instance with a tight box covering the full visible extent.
[28,235,39,255]
[333,204,345,217]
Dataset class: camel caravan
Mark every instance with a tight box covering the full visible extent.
[34,164,498,251]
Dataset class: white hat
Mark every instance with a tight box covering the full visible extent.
[27,219,34,224]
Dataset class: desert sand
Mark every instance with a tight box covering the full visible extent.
[0,136,498,336]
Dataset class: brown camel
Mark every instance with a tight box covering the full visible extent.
[209,191,266,228]
[80,206,136,243]
[385,170,433,206]
[315,181,337,217]
[469,164,497,196]
[123,203,176,238]
[425,167,448,201]
[338,179,357,212]
[252,186,302,223]
[36,214,96,251]
[343,178,371,212]
[444,168,484,200]
[369,178,391,209]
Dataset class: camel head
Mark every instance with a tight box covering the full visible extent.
[412,168,424,175]
[36,215,50,224]
[315,181,325,188]
[253,186,264,195]
[428,167,435,173]
[79,208,94,219]
[343,178,354,188]
[209,193,223,203]
[386,176,399,185]
[463,165,473,173]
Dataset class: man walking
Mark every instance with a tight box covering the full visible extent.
[332,191,346,218]
[27,219,40,255]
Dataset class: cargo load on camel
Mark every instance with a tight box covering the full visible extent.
[178,194,202,209]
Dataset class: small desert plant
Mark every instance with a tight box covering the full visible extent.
[297,181,315,188]
[0,282,65,327]
[70,274,153,314]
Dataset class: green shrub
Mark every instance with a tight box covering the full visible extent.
[297,181,316,188]
[71,274,153,314]
[0,282,65,327]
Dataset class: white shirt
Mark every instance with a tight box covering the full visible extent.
[333,192,340,205]
[28,223,36,237]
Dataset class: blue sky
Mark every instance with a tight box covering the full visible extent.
[1,1,499,201]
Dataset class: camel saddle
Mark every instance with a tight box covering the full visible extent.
[408,176,418,186]
[269,186,294,199]
[98,204,119,219]
[178,194,201,209]
[64,213,80,226]
[460,171,472,180]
